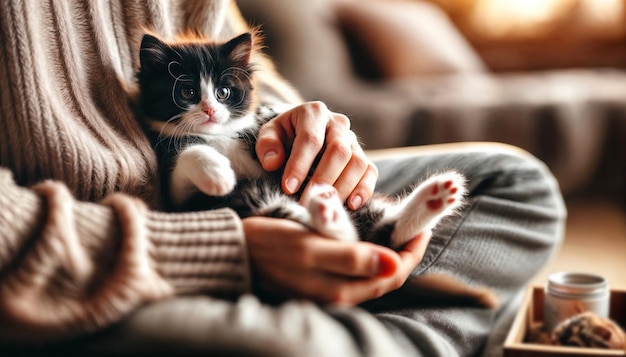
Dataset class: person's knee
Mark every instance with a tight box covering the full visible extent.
[472,143,567,243]
[469,144,560,199]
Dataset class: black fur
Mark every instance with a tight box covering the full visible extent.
[137,33,254,124]
[135,32,418,248]
[136,33,259,209]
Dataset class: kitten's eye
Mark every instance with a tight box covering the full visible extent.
[180,86,196,100]
[215,87,231,101]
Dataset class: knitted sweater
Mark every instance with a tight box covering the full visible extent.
[0,0,301,342]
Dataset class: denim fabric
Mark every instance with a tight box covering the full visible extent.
[29,144,565,357]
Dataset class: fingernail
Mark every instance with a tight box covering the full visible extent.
[263,150,278,164]
[350,195,363,209]
[286,177,299,193]
[377,252,397,277]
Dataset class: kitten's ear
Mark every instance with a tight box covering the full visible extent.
[140,34,169,71]
[222,33,252,66]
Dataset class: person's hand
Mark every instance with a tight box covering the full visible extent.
[243,216,432,305]
[256,101,378,210]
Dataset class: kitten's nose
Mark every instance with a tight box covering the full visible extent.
[201,102,215,116]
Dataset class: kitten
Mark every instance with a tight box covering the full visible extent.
[135,30,463,248]
[135,32,496,307]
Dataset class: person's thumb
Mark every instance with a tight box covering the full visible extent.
[256,123,287,172]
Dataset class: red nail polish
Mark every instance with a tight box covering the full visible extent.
[377,253,397,277]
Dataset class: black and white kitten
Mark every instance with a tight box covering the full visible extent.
[135,31,466,250]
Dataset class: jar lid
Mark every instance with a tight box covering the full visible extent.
[547,272,608,298]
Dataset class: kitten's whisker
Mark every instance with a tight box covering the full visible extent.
[153,113,186,150]
[154,134,171,149]
[168,62,194,110]
[171,79,189,110]
[233,90,247,109]
[180,120,199,149]
[219,72,249,109]
[154,131,174,150]
[222,67,252,82]
[170,125,187,153]
[159,113,184,134]
[167,61,190,81]
[220,73,249,90]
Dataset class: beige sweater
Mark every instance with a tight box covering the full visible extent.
[0,0,301,342]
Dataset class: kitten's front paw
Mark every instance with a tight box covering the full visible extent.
[193,157,236,197]
[303,184,358,241]
[171,146,237,204]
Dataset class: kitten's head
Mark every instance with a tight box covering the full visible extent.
[137,32,257,136]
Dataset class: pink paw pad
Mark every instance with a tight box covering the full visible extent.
[318,189,336,199]
[317,201,339,224]
[426,180,460,212]
[306,184,343,225]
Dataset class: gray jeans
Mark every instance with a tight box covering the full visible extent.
[47,143,567,357]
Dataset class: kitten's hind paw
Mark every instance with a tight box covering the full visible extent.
[391,171,466,248]
[423,173,464,214]
[303,184,358,242]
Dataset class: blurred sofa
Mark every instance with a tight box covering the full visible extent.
[237,0,626,204]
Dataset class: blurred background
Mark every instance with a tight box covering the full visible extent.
[430,0,626,71]
[236,0,626,299]
[237,0,626,204]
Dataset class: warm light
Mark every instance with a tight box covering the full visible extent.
[465,0,626,40]
[471,0,571,38]
[579,0,623,31]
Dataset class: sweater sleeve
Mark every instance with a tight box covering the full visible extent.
[0,168,250,343]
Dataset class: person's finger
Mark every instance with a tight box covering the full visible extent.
[300,126,354,198]
[328,276,402,306]
[318,274,394,306]
[290,266,408,306]
[345,161,378,210]
[262,267,366,305]
[246,217,399,278]
[301,239,400,278]
[331,112,351,129]
[261,259,399,306]
[330,232,432,305]
[254,232,430,306]
[255,119,289,172]
[334,139,378,206]
[328,231,434,305]
[282,103,330,194]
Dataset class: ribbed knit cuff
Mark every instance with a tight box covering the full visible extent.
[145,208,251,297]
[0,169,251,299]
[0,170,44,270]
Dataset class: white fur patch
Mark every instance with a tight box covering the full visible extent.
[170,145,236,205]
